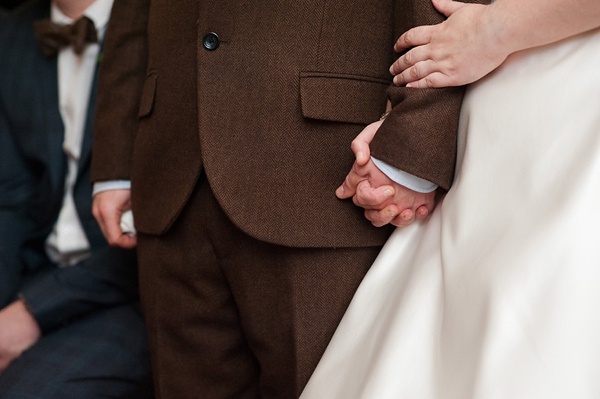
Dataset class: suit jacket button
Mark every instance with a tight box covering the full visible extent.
[202,32,220,50]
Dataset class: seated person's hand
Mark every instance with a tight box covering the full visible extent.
[390,0,508,88]
[0,300,41,374]
[92,189,137,249]
[336,121,435,227]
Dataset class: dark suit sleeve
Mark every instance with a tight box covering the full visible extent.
[18,246,139,333]
[0,106,33,307]
[0,3,141,331]
[370,0,487,191]
[90,0,151,182]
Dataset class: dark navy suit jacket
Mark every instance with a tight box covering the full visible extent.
[0,0,139,333]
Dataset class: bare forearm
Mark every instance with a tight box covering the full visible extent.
[391,0,600,88]
[489,0,600,55]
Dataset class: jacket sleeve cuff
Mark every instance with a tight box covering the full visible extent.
[92,180,131,196]
[371,157,437,193]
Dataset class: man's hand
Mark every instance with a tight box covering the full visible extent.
[92,189,137,248]
[0,300,41,374]
[337,121,435,227]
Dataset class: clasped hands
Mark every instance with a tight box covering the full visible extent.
[96,0,500,240]
[342,0,510,227]
[92,121,435,239]
[337,120,434,227]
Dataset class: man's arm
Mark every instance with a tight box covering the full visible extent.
[91,0,150,183]
[17,246,139,333]
[0,243,139,373]
[0,104,34,307]
[337,0,487,227]
[0,300,40,374]
[336,120,436,227]
[91,0,150,247]
[368,0,489,191]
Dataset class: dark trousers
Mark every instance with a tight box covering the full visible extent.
[137,177,382,399]
[0,302,153,399]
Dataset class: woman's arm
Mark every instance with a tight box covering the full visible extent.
[390,0,600,88]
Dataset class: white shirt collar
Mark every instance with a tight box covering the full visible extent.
[50,0,114,40]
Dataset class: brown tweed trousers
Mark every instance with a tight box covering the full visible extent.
[91,0,483,397]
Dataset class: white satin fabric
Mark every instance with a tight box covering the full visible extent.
[301,28,600,399]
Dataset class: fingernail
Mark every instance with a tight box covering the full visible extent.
[402,212,413,221]
[356,151,365,162]
[406,83,413,88]
[336,186,344,197]
[386,209,397,218]
[389,65,394,74]
[383,188,393,197]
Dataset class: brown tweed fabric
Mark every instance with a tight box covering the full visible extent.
[92,0,486,247]
[137,178,381,399]
[91,0,488,397]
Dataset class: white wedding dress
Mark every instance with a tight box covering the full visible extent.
[301,28,600,399]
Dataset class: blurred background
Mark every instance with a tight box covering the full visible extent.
[1,0,26,10]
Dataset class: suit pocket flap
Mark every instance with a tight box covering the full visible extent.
[299,72,390,125]
[138,71,158,118]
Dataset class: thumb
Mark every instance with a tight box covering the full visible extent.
[432,0,466,17]
[351,120,383,166]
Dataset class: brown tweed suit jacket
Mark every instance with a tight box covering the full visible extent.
[91,0,482,248]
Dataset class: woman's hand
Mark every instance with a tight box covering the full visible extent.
[390,0,510,88]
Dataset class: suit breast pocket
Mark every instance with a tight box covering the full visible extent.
[299,72,390,125]
[137,71,158,119]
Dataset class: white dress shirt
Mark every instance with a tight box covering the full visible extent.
[45,0,114,266]
[371,157,437,193]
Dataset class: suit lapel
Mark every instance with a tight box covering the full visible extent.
[77,63,99,174]
[77,39,104,176]
[37,28,67,200]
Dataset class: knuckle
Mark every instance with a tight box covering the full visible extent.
[99,202,111,213]
[378,210,392,224]
[344,174,353,188]
[356,189,367,205]
[447,61,458,74]
[359,189,373,204]
[424,76,434,88]
[396,218,410,227]
[404,30,415,45]
[353,193,361,206]
[410,64,420,79]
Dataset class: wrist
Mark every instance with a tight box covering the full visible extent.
[481,2,517,61]
[0,299,41,371]
[11,298,42,344]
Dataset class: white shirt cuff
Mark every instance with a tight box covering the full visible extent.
[92,180,131,196]
[371,157,438,193]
